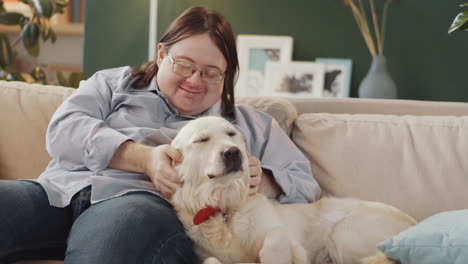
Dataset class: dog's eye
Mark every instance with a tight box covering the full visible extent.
[227,131,237,137]
[194,137,209,143]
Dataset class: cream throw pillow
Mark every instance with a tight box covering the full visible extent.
[237,96,298,135]
[292,113,468,221]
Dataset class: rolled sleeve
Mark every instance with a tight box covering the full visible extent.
[259,117,321,203]
[84,127,131,172]
[263,160,321,204]
[236,105,322,204]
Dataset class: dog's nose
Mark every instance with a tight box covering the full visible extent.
[222,146,242,174]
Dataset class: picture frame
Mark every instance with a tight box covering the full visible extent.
[263,61,325,98]
[315,58,353,98]
[235,35,293,97]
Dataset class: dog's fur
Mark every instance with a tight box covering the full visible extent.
[171,116,416,264]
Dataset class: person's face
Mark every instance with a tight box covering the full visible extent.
[156,33,227,116]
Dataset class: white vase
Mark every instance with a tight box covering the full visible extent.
[358,55,397,99]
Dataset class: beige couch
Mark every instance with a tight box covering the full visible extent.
[2,80,468,263]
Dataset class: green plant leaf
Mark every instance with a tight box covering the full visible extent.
[0,12,24,25]
[32,0,55,18]
[448,11,468,34]
[0,37,5,69]
[19,16,30,28]
[55,0,69,14]
[0,34,15,68]
[27,42,40,57]
[0,69,8,80]
[21,23,40,52]
[19,72,35,83]
[68,72,85,88]
[0,2,6,13]
[56,71,68,86]
[41,27,50,41]
[31,65,46,83]
[7,72,25,82]
[49,29,56,43]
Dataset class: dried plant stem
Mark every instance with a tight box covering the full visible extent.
[381,0,392,53]
[345,0,391,56]
[370,0,383,55]
[358,0,376,53]
[348,0,377,55]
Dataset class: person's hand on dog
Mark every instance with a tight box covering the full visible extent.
[146,144,183,199]
[248,155,262,195]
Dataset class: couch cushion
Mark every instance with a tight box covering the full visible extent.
[292,113,468,221]
[236,96,298,135]
[0,81,74,180]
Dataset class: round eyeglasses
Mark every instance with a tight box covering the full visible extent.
[167,53,225,84]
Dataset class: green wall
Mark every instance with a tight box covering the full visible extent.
[84,0,468,101]
[83,0,150,77]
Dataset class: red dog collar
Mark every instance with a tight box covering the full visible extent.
[193,206,222,225]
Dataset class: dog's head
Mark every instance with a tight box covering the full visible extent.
[171,116,250,213]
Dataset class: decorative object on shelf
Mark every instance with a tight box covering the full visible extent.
[0,0,84,87]
[263,61,324,98]
[448,2,468,34]
[358,55,396,99]
[235,35,293,97]
[315,57,353,98]
[344,0,397,99]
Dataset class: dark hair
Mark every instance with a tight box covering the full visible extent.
[132,6,239,116]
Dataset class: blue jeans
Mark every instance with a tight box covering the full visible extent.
[0,180,197,264]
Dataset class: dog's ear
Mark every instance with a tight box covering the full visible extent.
[171,138,180,149]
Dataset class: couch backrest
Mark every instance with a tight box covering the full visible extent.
[287,97,468,116]
[0,81,75,180]
[292,112,468,221]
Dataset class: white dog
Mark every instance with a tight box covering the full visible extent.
[171,116,416,264]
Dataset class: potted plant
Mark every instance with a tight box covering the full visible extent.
[449,2,468,34]
[0,0,84,87]
[343,0,397,99]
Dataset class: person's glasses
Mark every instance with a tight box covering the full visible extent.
[167,53,225,84]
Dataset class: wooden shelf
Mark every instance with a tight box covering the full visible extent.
[0,23,83,36]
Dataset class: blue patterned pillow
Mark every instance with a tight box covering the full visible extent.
[378,210,468,264]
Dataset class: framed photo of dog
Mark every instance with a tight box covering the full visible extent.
[315,58,353,98]
[235,35,293,97]
[263,61,325,98]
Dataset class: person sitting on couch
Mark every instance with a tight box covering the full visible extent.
[0,6,321,264]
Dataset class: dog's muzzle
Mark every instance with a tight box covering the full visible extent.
[222,146,243,175]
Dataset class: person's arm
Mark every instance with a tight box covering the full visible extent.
[108,140,183,198]
[260,118,322,203]
[46,68,132,172]
[237,105,321,203]
[259,169,282,199]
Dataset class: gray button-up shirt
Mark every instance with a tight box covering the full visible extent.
[36,66,321,207]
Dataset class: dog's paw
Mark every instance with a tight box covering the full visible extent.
[203,257,223,264]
